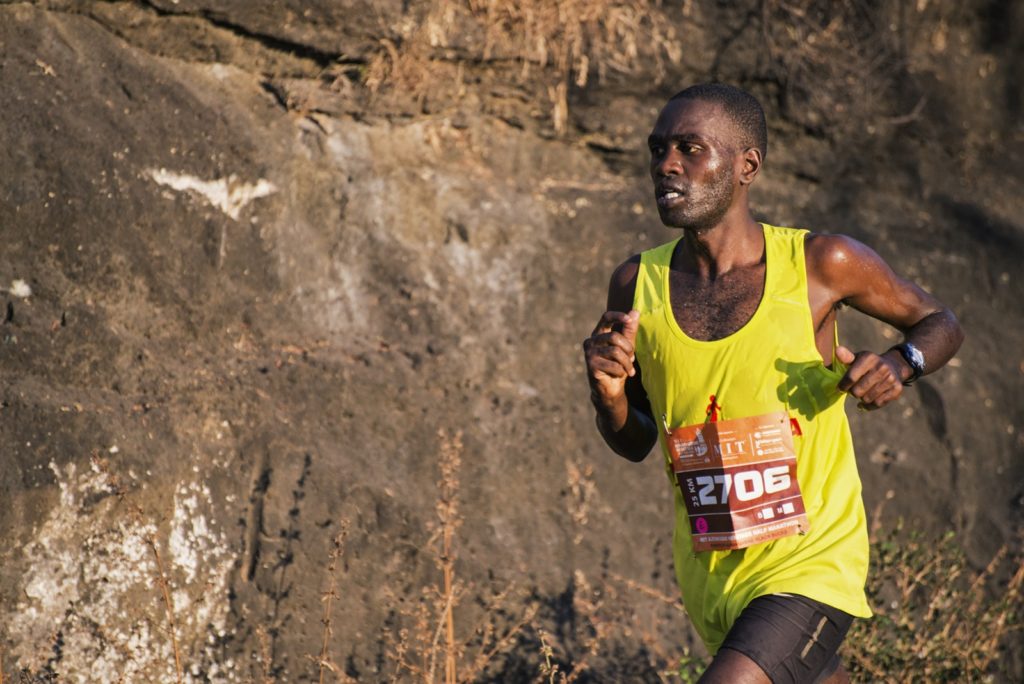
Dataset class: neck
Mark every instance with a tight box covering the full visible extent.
[676,206,764,278]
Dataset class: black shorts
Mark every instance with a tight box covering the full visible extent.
[718,594,854,684]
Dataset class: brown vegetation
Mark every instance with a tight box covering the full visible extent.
[363,0,682,132]
[843,507,1024,682]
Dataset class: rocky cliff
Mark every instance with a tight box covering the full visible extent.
[1,1,1021,681]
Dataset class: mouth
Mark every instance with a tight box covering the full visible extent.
[655,187,686,209]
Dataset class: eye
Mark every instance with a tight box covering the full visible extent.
[682,143,701,155]
[649,144,665,156]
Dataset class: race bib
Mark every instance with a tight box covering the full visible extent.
[665,411,809,552]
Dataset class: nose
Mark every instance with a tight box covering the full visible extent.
[652,147,683,178]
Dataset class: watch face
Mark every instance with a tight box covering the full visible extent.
[906,344,925,369]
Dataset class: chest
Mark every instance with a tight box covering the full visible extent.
[667,265,766,341]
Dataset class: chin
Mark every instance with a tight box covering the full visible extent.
[662,203,731,232]
[659,211,704,231]
[657,208,690,228]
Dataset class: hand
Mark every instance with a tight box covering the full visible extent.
[835,345,905,410]
[583,309,640,411]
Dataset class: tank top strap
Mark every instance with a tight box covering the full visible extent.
[761,224,810,305]
[633,237,680,315]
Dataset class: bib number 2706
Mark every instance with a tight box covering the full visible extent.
[665,411,809,552]
[695,466,791,506]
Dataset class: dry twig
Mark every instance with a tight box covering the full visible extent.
[315,519,352,683]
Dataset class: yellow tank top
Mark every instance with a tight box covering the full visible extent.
[633,224,872,654]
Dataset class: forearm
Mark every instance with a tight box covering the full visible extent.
[890,308,965,381]
[592,394,658,462]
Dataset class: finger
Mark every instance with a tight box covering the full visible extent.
[835,345,856,366]
[590,330,636,359]
[869,381,903,408]
[860,375,898,406]
[589,344,635,376]
[620,309,640,346]
[588,356,629,380]
[837,357,868,392]
[838,351,886,393]
[588,340,636,376]
[860,384,902,411]
[591,310,634,337]
[858,361,902,403]
[849,364,892,401]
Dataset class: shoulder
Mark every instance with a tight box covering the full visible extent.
[804,232,901,301]
[804,232,885,278]
[610,254,642,288]
[607,254,641,312]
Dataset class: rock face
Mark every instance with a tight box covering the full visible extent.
[0,1,1020,681]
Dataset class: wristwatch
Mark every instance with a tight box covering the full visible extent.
[891,342,925,385]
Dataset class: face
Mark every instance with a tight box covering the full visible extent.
[647,98,741,231]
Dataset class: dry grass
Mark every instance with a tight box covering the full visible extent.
[530,566,707,683]
[16,442,1020,683]
[385,429,538,683]
[843,515,1024,682]
[255,625,273,684]
[758,0,919,137]
[143,534,184,684]
[355,0,926,140]
[528,465,703,683]
[362,0,681,133]
[530,462,1022,682]
[310,519,354,683]
[438,431,459,684]
[565,457,598,545]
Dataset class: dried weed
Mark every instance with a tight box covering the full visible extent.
[565,457,598,544]
[385,429,537,683]
[758,0,919,137]
[27,424,1019,683]
[363,0,681,132]
[843,518,1023,681]
[308,519,354,683]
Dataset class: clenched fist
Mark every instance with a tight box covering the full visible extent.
[583,309,640,415]
[835,345,908,410]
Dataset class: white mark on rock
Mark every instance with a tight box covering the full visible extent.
[7,279,32,298]
[10,463,237,682]
[146,168,277,220]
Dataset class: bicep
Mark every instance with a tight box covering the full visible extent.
[607,254,641,312]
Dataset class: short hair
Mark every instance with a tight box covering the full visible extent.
[670,83,768,160]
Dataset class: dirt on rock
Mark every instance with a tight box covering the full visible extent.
[0,1,1021,681]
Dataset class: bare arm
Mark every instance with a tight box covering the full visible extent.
[583,257,659,461]
[807,234,965,409]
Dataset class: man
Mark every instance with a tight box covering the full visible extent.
[582,83,964,683]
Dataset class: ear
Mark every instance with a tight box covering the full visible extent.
[738,147,762,186]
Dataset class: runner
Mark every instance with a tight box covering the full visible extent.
[582,83,964,683]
